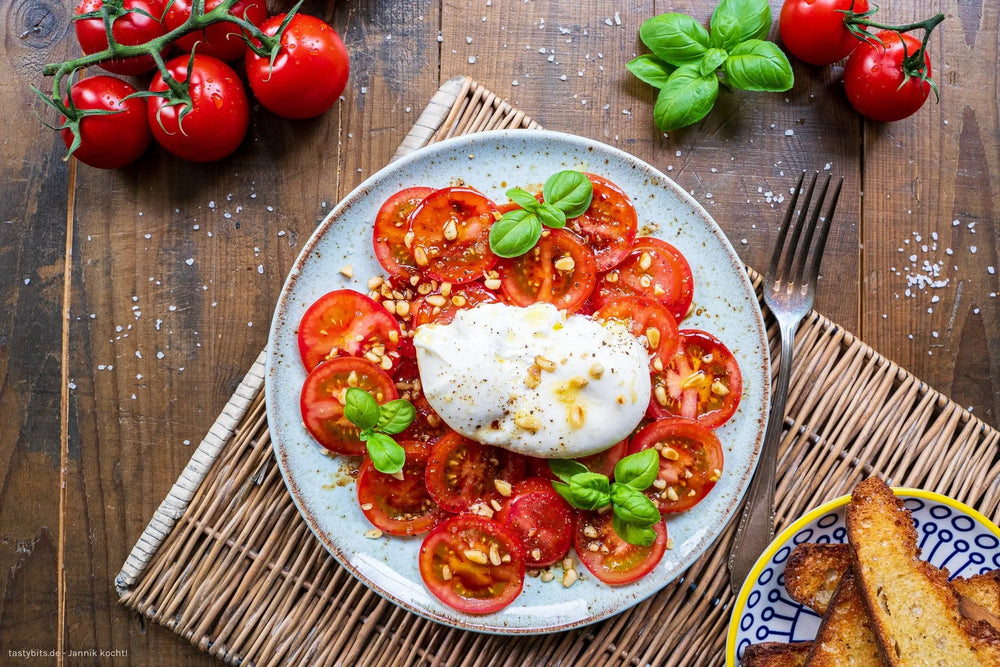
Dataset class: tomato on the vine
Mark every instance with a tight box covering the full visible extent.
[245,13,350,119]
[843,30,933,122]
[61,76,150,169]
[147,54,249,162]
[779,0,869,66]
[74,0,166,75]
[163,0,267,61]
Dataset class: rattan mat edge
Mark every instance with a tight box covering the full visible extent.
[117,75,1000,667]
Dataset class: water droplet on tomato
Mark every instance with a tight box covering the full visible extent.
[212,93,224,108]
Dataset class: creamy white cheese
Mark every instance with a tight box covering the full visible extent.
[413,302,651,458]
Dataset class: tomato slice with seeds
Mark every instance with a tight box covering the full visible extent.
[495,477,574,567]
[595,237,694,322]
[627,417,723,514]
[526,439,628,481]
[373,186,435,278]
[300,357,398,456]
[407,187,498,284]
[357,441,447,536]
[573,509,667,585]
[393,358,450,444]
[411,281,502,327]
[566,174,638,272]
[297,290,402,372]
[499,228,597,312]
[649,329,743,428]
[419,514,526,614]
[594,295,680,369]
[424,431,527,513]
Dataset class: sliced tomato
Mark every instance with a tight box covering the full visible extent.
[495,478,574,567]
[593,295,680,369]
[373,186,434,278]
[419,514,525,614]
[565,174,638,271]
[393,357,450,444]
[627,417,723,514]
[357,441,446,536]
[411,281,501,327]
[424,431,527,513]
[649,329,743,428]
[297,290,401,372]
[407,187,498,284]
[573,510,667,585]
[499,228,597,312]
[300,357,398,455]
[595,237,694,322]
[526,439,628,481]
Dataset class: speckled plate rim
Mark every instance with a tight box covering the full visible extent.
[724,488,1000,665]
[266,128,771,634]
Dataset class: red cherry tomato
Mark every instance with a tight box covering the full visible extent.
[424,431,526,513]
[411,282,501,327]
[595,237,694,322]
[843,30,933,122]
[495,478,574,567]
[245,13,350,119]
[499,228,597,312]
[300,357,397,456]
[357,442,446,536]
[74,0,166,75]
[527,439,629,481]
[373,187,435,278]
[779,0,869,66]
[296,290,401,373]
[419,515,525,614]
[61,76,150,169]
[573,510,667,585]
[566,174,638,271]
[147,54,249,162]
[649,329,743,428]
[593,296,680,371]
[393,358,450,444]
[628,417,724,513]
[163,0,267,61]
[407,187,499,284]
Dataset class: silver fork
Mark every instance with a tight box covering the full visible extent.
[728,171,842,595]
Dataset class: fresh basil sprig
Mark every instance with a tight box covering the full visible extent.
[628,0,793,133]
[343,387,416,475]
[549,448,662,546]
[488,170,593,258]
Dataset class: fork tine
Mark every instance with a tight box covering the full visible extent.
[767,171,806,281]
[779,172,818,282]
[803,177,843,286]
[791,173,831,285]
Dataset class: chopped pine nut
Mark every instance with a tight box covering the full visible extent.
[666,487,680,502]
[652,478,667,490]
[403,231,415,249]
[361,503,374,511]
[439,282,452,297]
[554,256,575,272]
[645,327,661,350]
[443,219,458,241]
[662,446,680,461]
[639,252,652,271]
[382,300,397,315]
[425,294,447,308]
[364,528,383,539]
[464,549,489,565]
[489,542,502,566]
[391,471,405,481]
[367,276,384,290]
[441,565,452,581]
[483,278,502,290]
[568,403,585,429]
[562,569,578,587]
[451,295,467,307]
[515,414,542,432]
[562,557,574,571]
[531,548,542,561]
[534,355,556,372]
[347,371,359,387]
[416,282,433,295]
[583,525,599,538]
[654,385,668,406]
[413,246,429,266]
[711,379,730,396]
[380,356,393,371]
[490,499,503,512]
[652,357,664,371]
[605,271,619,283]
[653,283,666,297]
[395,300,411,318]
[667,538,675,549]
[540,570,555,583]
[639,275,652,288]
[339,264,354,278]
[681,371,706,389]
[494,479,513,497]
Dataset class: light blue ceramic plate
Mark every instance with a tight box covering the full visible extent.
[265,129,770,633]
[727,488,1000,665]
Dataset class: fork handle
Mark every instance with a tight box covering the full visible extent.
[727,323,797,596]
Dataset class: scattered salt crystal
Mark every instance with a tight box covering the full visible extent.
[989,267,996,275]
[971,246,978,254]
[468,56,476,64]
[157,351,164,359]
[135,351,142,359]
[257,265,264,274]
[185,258,194,266]
[784,129,794,136]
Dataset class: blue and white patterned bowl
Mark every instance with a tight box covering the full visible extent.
[726,488,1000,665]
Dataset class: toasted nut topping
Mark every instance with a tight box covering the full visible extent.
[711,379,730,396]
[654,385,668,406]
[364,528,383,539]
[416,282,433,295]
[361,503,374,511]
[443,219,458,241]
[464,549,489,565]
[395,300,411,317]
[534,355,556,372]
[569,376,589,389]
[605,271,619,284]
[380,356,393,371]
[441,564,452,581]
[339,264,354,278]
[710,468,722,482]
[382,300,397,315]
[682,371,706,390]
[583,525,599,538]
[653,283,666,297]
[588,363,605,379]
[439,282,452,298]
[661,446,680,461]
[451,295,467,307]
[367,276,384,290]
[427,413,442,427]
[494,479,513,497]
[490,499,503,512]
[562,568,578,587]
[638,252,653,271]
[489,542,502,566]
[501,554,511,563]
[391,471,405,482]
[483,278,502,290]
[347,371,359,387]
[667,538,675,550]
[425,294,447,308]
[524,372,541,389]
[409,274,421,286]
[554,256,576,272]
[403,231,415,249]
[645,327,661,350]
[413,246,429,266]
[639,275,652,288]
[562,557,574,570]
[666,487,680,502]
[515,415,542,432]
[652,478,667,490]
[568,403,585,429]
[652,357,664,372]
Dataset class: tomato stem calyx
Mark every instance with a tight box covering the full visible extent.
[848,12,944,98]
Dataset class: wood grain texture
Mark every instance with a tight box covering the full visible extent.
[0,0,997,664]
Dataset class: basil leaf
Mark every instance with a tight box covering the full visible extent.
[566,472,612,510]
[506,187,540,212]
[542,171,593,218]
[376,399,416,434]
[639,13,710,67]
[699,47,729,76]
[489,209,542,258]
[723,40,793,92]
[613,448,660,491]
[626,54,676,89]
[653,66,720,132]
[612,515,657,547]
[552,481,575,505]
[610,484,661,526]
[710,0,771,50]
[344,387,380,431]
[549,459,590,483]
[537,202,567,229]
[366,433,406,474]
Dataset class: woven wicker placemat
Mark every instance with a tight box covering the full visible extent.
[117,75,1000,667]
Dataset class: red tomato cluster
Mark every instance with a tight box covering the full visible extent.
[296,174,744,613]
[62,0,349,168]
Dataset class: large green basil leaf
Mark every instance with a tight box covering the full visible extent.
[626,54,676,89]
[711,0,771,49]
[488,208,542,258]
[724,40,794,92]
[653,66,720,132]
[639,13,710,67]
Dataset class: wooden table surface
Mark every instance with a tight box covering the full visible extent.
[1,0,997,664]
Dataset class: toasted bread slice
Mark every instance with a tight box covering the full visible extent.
[846,477,1000,666]
[741,641,811,667]
[802,568,884,666]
